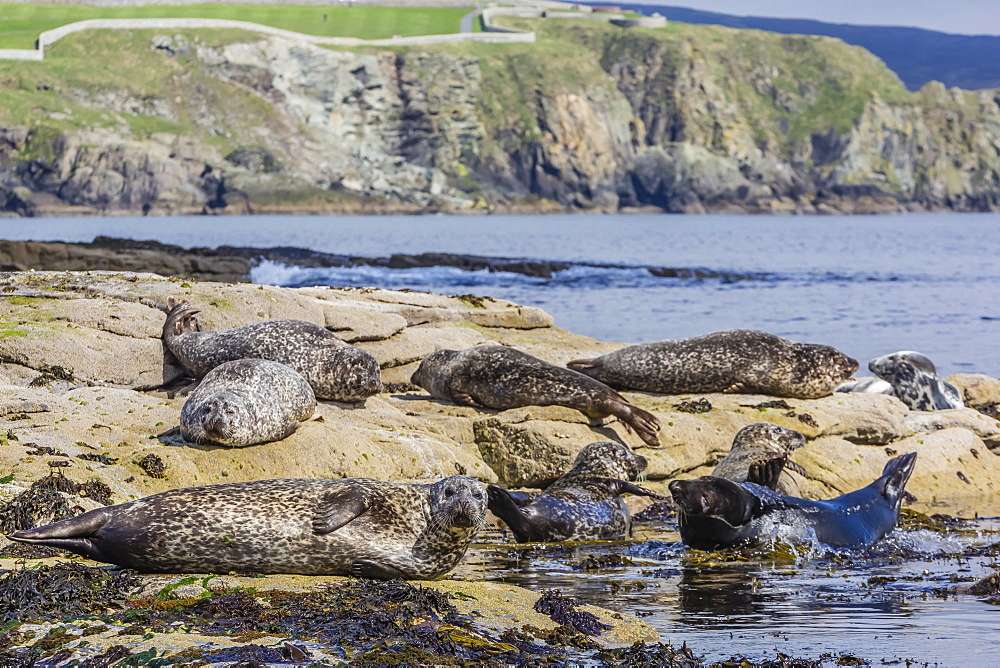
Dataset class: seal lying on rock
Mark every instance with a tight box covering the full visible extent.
[411,345,661,447]
[487,441,662,542]
[180,359,316,447]
[835,377,894,395]
[163,298,383,403]
[8,476,487,579]
[868,351,964,411]
[567,329,858,399]
[712,423,806,495]
[669,452,917,550]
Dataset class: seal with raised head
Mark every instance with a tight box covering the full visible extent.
[8,475,487,579]
[669,452,917,550]
[163,298,383,403]
[567,329,858,399]
[712,423,806,495]
[487,441,661,542]
[868,351,963,411]
[410,345,661,447]
[180,359,316,447]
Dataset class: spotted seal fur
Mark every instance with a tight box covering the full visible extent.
[567,329,858,399]
[868,351,963,411]
[411,345,661,447]
[180,359,316,447]
[712,423,806,495]
[487,441,661,542]
[163,298,382,403]
[669,452,917,550]
[8,476,487,579]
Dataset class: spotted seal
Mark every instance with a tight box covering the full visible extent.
[712,423,807,495]
[8,475,487,579]
[669,452,917,550]
[835,377,894,395]
[868,351,963,411]
[567,329,858,399]
[411,345,661,447]
[180,359,316,447]
[487,441,661,542]
[163,298,383,403]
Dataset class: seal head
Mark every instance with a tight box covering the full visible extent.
[869,351,963,411]
[712,423,806,494]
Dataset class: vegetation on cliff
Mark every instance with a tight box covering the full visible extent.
[0,16,997,215]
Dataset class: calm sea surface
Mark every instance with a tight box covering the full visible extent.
[2,212,1000,664]
[5,212,999,376]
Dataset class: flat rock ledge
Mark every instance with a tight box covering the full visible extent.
[0,270,998,513]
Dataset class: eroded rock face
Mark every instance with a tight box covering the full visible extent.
[0,271,998,511]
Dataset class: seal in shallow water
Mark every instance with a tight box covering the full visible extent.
[8,475,487,579]
[410,345,661,447]
[669,452,917,550]
[712,423,806,495]
[163,298,383,403]
[868,351,963,411]
[487,441,662,542]
[567,329,858,399]
[180,359,316,447]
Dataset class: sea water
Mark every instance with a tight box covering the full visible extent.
[6,212,999,376]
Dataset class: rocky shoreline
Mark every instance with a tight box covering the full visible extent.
[1,270,1000,663]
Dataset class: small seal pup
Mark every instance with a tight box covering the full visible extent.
[868,351,964,411]
[712,423,806,495]
[163,298,383,403]
[567,329,858,399]
[669,452,917,550]
[180,359,316,447]
[411,345,661,447]
[8,476,487,579]
[487,441,662,542]
[835,377,893,395]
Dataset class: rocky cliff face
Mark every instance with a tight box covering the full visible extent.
[1,22,998,216]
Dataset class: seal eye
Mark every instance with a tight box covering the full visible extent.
[472,490,484,500]
[444,488,455,498]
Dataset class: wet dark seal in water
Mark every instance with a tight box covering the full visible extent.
[868,351,964,411]
[669,452,917,550]
[163,298,383,403]
[487,441,661,542]
[180,359,316,447]
[8,476,487,579]
[567,329,858,399]
[410,345,661,447]
[712,423,807,495]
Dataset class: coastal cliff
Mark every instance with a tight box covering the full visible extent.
[1,20,999,216]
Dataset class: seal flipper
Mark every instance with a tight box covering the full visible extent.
[312,488,371,534]
[610,404,661,447]
[878,452,917,504]
[7,507,112,561]
[747,455,787,491]
[610,479,664,500]
[566,357,601,378]
[486,484,533,542]
[351,559,410,580]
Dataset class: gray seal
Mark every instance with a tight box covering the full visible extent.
[868,351,964,411]
[712,423,806,495]
[486,441,661,542]
[180,359,316,447]
[163,298,383,403]
[8,475,487,579]
[567,329,858,399]
[410,345,661,447]
[669,452,917,550]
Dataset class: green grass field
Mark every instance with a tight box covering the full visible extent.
[0,2,474,49]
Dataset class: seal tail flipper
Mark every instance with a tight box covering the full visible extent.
[612,479,665,500]
[486,484,533,542]
[163,298,202,336]
[613,404,661,447]
[7,508,112,561]
[879,452,918,504]
[747,455,787,491]
[566,358,601,378]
